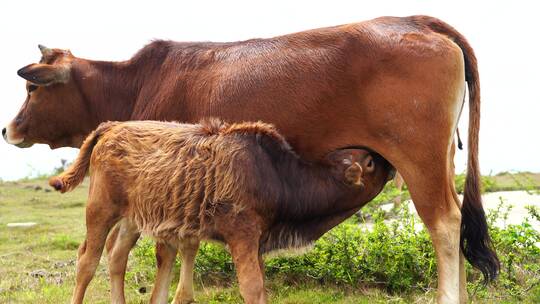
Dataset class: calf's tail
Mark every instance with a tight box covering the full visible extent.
[49,122,114,193]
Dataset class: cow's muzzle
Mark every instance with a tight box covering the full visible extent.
[2,125,33,148]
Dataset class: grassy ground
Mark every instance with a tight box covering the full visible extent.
[0,179,428,303]
[491,172,540,191]
[0,177,539,303]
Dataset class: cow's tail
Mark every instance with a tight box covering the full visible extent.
[49,122,114,193]
[410,15,500,283]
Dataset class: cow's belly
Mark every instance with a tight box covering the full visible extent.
[189,64,463,165]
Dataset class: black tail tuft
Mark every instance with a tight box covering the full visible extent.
[460,178,500,284]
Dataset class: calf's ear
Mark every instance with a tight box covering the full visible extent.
[17,63,70,86]
[344,162,365,188]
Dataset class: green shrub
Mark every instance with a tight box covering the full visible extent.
[266,207,435,292]
[128,198,539,301]
[194,242,236,283]
[473,200,540,300]
[455,173,498,194]
[127,238,157,286]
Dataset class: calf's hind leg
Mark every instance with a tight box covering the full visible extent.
[105,219,140,304]
[106,224,196,304]
[150,241,178,304]
[72,186,120,304]
[172,238,200,304]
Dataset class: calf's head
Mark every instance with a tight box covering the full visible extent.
[3,45,93,149]
[326,148,393,196]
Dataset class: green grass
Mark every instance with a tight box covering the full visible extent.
[0,176,539,303]
[491,172,540,192]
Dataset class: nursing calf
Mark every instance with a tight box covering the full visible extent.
[50,119,391,304]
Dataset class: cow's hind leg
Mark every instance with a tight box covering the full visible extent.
[172,238,200,304]
[401,159,463,304]
[105,219,140,304]
[448,145,470,304]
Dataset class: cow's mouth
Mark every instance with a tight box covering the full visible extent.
[3,125,34,148]
[15,141,34,148]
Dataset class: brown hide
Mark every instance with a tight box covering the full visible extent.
[7,14,499,301]
[52,120,391,245]
[50,120,391,303]
[9,15,462,163]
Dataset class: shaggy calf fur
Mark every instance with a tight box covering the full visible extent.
[51,119,391,304]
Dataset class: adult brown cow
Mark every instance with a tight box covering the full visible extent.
[3,15,498,303]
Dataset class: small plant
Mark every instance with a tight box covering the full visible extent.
[52,159,69,175]
[526,205,540,222]
[470,200,540,300]
[51,234,80,250]
[454,173,498,194]
[128,238,158,285]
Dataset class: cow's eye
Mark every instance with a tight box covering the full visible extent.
[28,85,38,93]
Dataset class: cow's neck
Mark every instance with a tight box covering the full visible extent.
[72,58,143,124]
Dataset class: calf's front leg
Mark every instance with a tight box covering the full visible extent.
[228,235,267,304]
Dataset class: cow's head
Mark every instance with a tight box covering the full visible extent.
[3,45,95,149]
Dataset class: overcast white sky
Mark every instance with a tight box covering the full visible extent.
[0,0,539,180]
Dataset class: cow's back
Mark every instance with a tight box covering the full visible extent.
[130,16,465,162]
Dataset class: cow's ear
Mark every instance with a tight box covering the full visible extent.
[38,44,53,58]
[17,63,70,86]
